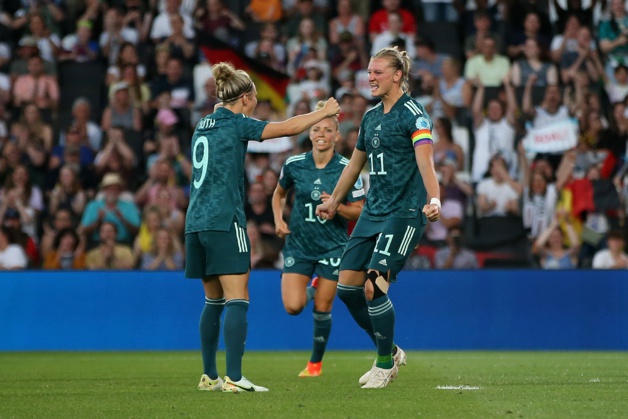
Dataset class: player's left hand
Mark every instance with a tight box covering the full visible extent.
[422,203,440,222]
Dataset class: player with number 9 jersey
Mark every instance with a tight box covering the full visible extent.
[185,62,340,394]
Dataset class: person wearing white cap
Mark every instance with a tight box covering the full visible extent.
[80,172,141,246]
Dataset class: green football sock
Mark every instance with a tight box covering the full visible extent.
[367,295,395,369]
[200,297,225,379]
[337,284,377,345]
[310,310,331,363]
[223,299,249,382]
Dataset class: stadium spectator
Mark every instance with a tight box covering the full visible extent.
[11,103,53,154]
[42,227,86,270]
[135,158,187,209]
[605,64,628,104]
[0,164,43,239]
[151,0,195,43]
[139,227,184,270]
[371,12,415,61]
[100,7,139,66]
[133,205,163,261]
[464,9,502,59]
[101,82,143,132]
[367,0,416,42]
[523,79,574,130]
[85,221,135,269]
[560,26,604,87]
[286,17,327,78]
[0,225,28,270]
[106,42,146,86]
[471,77,517,182]
[438,155,474,208]
[328,0,365,45]
[3,208,40,267]
[40,208,75,257]
[424,182,464,247]
[158,13,196,62]
[464,35,510,87]
[550,15,582,65]
[476,155,522,217]
[552,0,602,31]
[150,57,195,111]
[94,127,137,180]
[59,19,99,63]
[328,31,368,87]
[432,119,464,170]
[434,226,479,269]
[9,36,57,81]
[48,164,87,218]
[80,172,141,246]
[598,0,628,79]
[60,97,103,152]
[506,11,549,60]
[282,0,327,40]
[413,38,447,79]
[12,55,60,113]
[532,211,580,269]
[23,12,61,63]
[592,229,628,269]
[244,23,286,72]
[109,64,151,115]
[145,109,192,186]
[194,0,245,46]
[153,186,185,236]
[510,38,558,87]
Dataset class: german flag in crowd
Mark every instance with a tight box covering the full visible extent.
[199,35,290,113]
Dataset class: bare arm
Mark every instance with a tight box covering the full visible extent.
[503,75,518,126]
[416,143,441,222]
[272,183,291,239]
[522,74,537,117]
[471,82,485,128]
[333,197,364,221]
[261,99,339,139]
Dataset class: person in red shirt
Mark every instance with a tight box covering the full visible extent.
[368,0,416,42]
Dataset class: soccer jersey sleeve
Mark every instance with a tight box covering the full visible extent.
[237,116,270,142]
[356,120,367,152]
[278,160,294,190]
[404,101,433,148]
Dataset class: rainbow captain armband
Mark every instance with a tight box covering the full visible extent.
[411,129,432,147]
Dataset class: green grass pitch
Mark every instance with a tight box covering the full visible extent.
[1,351,627,418]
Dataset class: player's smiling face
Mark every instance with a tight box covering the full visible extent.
[367,58,399,98]
[309,118,338,152]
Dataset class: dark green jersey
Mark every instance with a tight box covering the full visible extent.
[185,107,269,233]
[356,94,433,220]
[279,152,365,260]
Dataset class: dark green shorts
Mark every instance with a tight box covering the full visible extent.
[282,254,342,281]
[185,222,250,278]
[340,215,426,281]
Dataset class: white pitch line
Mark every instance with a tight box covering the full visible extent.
[436,385,481,390]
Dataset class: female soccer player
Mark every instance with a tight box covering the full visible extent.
[186,62,339,393]
[272,100,365,378]
[316,47,441,389]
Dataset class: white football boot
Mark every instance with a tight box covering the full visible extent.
[222,376,269,393]
[358,345,407,386]
[198,374,223,391]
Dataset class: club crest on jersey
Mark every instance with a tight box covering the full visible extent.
[416,117,430,130]
[311,190,321,200]
[285,257,295,267]
[372,137,380,148]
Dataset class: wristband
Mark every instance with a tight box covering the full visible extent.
[430,198,441,209]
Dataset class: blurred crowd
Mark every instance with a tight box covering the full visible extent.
[0,0,626,271]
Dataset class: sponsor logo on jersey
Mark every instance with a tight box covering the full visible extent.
[332,269,339,276]
[285,257,295,267]
[375,124,381,130]
[378,259,387,266]
[314,178,321,185]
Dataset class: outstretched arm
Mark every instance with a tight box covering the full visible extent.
[261,99,339,139]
